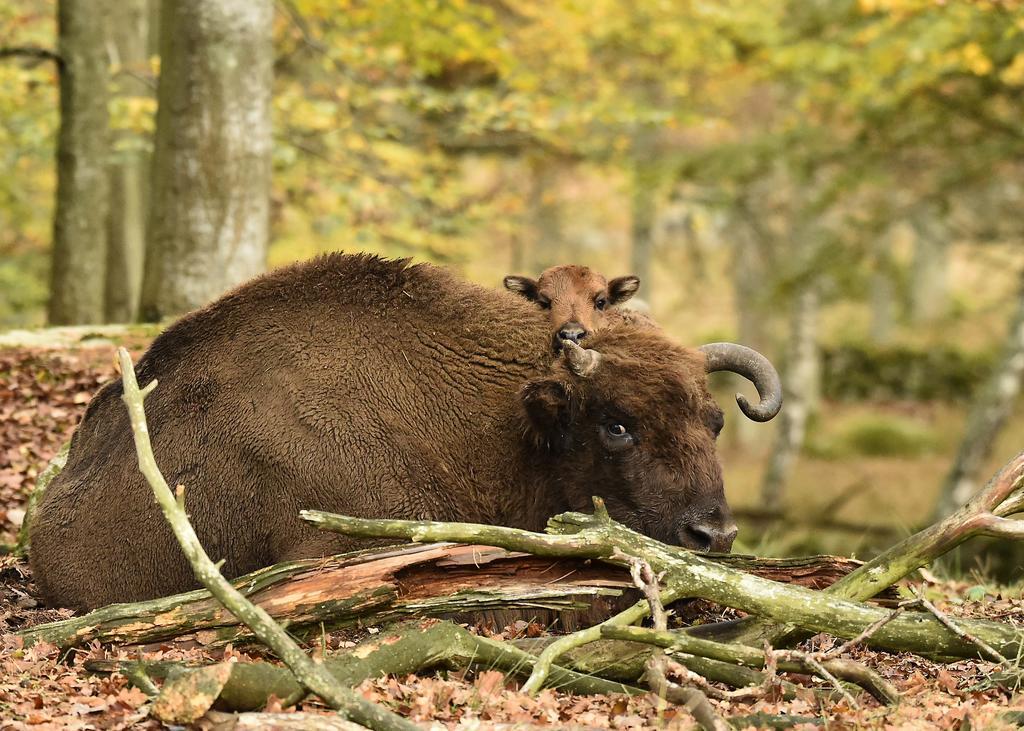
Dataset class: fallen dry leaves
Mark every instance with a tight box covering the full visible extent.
[3,340,1024,729]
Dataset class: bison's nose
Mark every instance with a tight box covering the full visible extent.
[557,323,587,344]
[678,523,738,552]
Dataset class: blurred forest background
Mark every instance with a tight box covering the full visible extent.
[3,0,1024,567]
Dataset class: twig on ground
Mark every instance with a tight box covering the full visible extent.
[824,605,907,658]
[911,587,1011,665]
[116,348,417,731]
[771,649,859,709]
[619,550,729,731]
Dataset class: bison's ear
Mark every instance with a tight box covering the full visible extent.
[504,275,540,302]
[608,275,640,305]
[521,378,573,447]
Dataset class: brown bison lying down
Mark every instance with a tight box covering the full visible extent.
[30,254,781,610]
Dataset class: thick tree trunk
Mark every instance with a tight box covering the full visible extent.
[48,0,110,325]
[933,272,1024,519]
[760,286,819,511]
[103,0,150,323]
[140,0,273,321]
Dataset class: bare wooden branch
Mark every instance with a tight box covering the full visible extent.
[911,588,1011,666]
[116,348,417,731]
[0,45,63,65]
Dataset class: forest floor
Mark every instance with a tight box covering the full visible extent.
[2,335,1024,729]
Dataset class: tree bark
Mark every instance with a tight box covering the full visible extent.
[140,0,272,321]
[48,0,110,325]
[302,506,1024,661]
[933,271,1024,519]
[20,540,872,650]
[103,0,150,322]
[760,286,819,511]
[91,620,639,713]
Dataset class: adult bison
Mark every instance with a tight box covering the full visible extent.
[30,254,781,610]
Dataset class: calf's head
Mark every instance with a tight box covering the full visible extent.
[504,265,640,349]
[520,330,782,551]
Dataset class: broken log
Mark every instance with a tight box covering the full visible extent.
[303,504,1024,663]
[20,543,879,650]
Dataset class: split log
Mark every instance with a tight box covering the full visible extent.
[302,505,1024,663]
[20,542,881,650]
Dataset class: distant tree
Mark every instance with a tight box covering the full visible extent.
[48,0,110,325]
[103,0,152,322]
[933,271,1024,519]
[140,0,273,321]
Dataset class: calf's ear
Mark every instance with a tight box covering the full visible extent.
[608,275,640,304]
[504,275,540,301]
[520,378,573,449]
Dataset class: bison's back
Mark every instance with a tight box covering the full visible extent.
[31,255,552,610]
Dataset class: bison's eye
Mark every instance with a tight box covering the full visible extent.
[594,297,608,311]
[538,297,552,310]
[600,422,634,451]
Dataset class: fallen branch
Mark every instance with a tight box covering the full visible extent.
[116,347,417,731]
[718,452,1024,647]
[303,506,1024,660]
[20,541,877,650]
[910,588,1011,666]
[89,620,640,712]
[599,626,899,705]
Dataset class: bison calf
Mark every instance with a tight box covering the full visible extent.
[31,254,781,610]
[504,265,640,348]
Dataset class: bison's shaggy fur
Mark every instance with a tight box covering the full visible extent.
[31,254,730,610]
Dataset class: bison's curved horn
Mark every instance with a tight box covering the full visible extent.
[563,340,602,377]
[699,342,782,422]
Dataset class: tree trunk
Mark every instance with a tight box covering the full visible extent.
[103,0,150,322]
[525,156,563,271]
[630,159,658,301]
[760,286,820,511]
[47,0,110,325]
[139,0,273,321]
[868,240,895,344]
[910,209,950,323]
[933,272,1024,519]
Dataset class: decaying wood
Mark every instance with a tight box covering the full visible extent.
[90,620,640,712]
[303,504,1024,662]
[718,450,1024,647]
[20,541,882,651]
[116,347,416,731]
